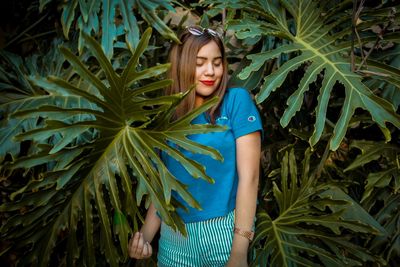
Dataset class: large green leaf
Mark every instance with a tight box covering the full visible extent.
[0,28,225,266]
[345,140,400,172]
[344,140,400,265]
[223,0,400,150]
[370,194,400,263]
[54,0,180,58]
[0,40,77,162]
[252,149,386,267]
[344,140,400,205]
[228,40,274,91]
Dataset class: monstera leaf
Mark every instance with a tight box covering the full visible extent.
[0,28,225,266]
[40,0,179,58]
[0,39,78,163]
[345,140,400,203]
[344,140,400,264]
[221,0,400,150]
[252,148,386,267]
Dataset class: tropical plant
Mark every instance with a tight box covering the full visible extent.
[39,0,180,58]
[2,0,400,266]
[252,147,387,267]
[197,0,400,266]
[0,28,225,266]
[206,0,400,150]
[0,38,76,165]
[344,140,400,266]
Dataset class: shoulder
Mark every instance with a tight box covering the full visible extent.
[224,87,255,106]
[225,87,252,98]
[222,87,256,117]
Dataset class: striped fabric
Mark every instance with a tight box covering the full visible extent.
[158,210,235,267]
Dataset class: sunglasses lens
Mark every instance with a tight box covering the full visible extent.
[206,29,221,38]
[187,27,203,36]
[186,26,222,39]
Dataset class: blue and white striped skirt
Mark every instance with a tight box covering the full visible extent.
[158,210,235,267]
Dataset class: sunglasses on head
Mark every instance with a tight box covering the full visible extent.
[186,26,222,38]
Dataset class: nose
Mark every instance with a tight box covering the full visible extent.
[205,62,215,76]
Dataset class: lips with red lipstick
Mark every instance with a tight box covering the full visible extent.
[200,80,215,86]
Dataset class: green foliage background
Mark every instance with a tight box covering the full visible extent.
[0,0,399,266]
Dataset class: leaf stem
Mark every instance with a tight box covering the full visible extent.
[356,7,395,72]
[4,13,49,48]
[314,139,331,181]
[17,30,57,44]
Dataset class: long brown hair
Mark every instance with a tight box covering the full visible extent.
[166,26,228,123]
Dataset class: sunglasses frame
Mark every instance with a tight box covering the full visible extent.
[186,26,222,39]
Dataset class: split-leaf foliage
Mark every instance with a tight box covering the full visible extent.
[1,0,400,266]
[201,0,400,266]
[1,28,225,266]
[39,0,180,58]
[224,0,400,150]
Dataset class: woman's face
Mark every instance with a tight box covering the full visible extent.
[195,40,223,104]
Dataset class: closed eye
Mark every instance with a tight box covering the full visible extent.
[213,61,222,67]
[213,58,222,66]
[196,57,222,67]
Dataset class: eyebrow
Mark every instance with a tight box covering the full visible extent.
[196,56,222,60]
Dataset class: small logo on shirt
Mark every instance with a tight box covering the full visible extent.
[248,116,256,122]
[216,116,229,122]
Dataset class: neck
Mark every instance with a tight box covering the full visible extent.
[195,95,204,108]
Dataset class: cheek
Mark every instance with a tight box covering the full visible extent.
[216,66,224,79]
[195,67,202,80]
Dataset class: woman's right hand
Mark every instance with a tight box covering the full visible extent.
[128,232,153,259]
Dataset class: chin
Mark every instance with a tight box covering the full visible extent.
[196,87,218,97]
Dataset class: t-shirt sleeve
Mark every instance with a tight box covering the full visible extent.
[228,88,263,139]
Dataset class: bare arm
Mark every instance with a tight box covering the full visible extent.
[228,131,261,266]
[128,203,161,259]
[140,203,161,242]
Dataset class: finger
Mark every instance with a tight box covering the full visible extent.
[134,232,145,256]
[132,232,140,249]
[129,232,140,257]
[128,236,134,257]
[147,242,153,257]
[128,233,135,249]
[141,242,149,257]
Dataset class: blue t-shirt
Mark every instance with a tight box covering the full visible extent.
[162,87,263,223]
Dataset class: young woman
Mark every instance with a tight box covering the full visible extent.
[128,26,262,267]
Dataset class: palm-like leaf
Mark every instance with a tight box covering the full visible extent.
[40,0,180,58]
[0,52,41,162]
[344,140,400,203]
[0,40,77,163]
[370,193,400,264]
[224,0,400,150]
[345,141,400,264]
[252,148,386,267]
[344,140,400,264]
[0,28,225,266]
